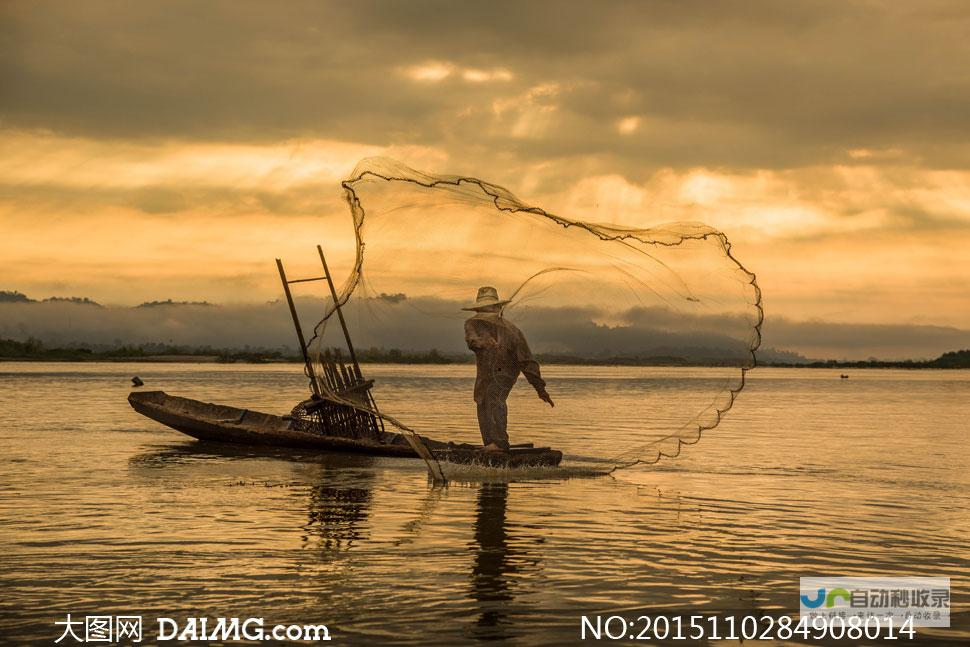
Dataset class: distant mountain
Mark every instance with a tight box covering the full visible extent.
[756,346,812,364]
[0,290,34,303]
[1,290,102,306]
[933,349,970,368]
[135,299,213,308]
[42,296,103,307]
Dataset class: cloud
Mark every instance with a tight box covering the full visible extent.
[1,129,968,324]
[0,132,380,192]
[404,61,456,82]
[1,1,969,331]
[462,68,513,83]
[402,61,513,83]
[616,116,640,135]
[4,1,970,170]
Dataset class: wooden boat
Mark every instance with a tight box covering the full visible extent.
[128,390,563,468]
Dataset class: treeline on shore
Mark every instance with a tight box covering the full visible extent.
[0,338,468,364]
[2,337,968,368]
[762,349,970,369]
[0,337,283,363]
[0,337,740,365]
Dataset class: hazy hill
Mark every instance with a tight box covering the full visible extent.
[3,289,969,362]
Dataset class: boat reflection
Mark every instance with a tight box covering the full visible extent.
[128,439,385,468]
[128,440,378,551]
[302,474,374,551]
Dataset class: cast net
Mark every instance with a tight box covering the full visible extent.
[305,157,762,475]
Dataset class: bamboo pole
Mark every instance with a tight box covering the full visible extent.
[277,258,319,396]
[317,244,362,379]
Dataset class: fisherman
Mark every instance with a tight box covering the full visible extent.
[463,286,554,452]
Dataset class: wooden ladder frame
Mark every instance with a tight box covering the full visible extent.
[276,245,384,439]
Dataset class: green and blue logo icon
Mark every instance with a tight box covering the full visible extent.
[800,587,851,609]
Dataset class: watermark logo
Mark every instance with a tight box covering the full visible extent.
[55,615,142,644]
[53,615,329,643]
[799,577,949,627]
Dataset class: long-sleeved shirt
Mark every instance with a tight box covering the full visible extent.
[464,313,546,403]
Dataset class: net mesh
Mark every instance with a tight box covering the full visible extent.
[305,157,762,474]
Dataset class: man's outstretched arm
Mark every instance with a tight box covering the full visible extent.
[515,330,554,407]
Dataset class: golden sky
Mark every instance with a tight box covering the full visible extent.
[2,1,969,329]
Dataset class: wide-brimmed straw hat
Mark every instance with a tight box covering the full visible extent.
[461,286,511,311]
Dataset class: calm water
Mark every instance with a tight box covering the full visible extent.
[1,363,968,645]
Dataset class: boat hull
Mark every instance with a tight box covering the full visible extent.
[128,391,563,467]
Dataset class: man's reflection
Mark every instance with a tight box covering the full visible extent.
[469,482,541,640]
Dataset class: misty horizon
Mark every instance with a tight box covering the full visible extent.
[3,288,968,362]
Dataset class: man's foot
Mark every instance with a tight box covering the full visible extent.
[483,442,507,452]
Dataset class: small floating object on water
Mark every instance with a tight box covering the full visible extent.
[131,376,144,387]
[840,374,849,379]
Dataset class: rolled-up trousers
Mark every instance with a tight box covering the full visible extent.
[476,387,511,450]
